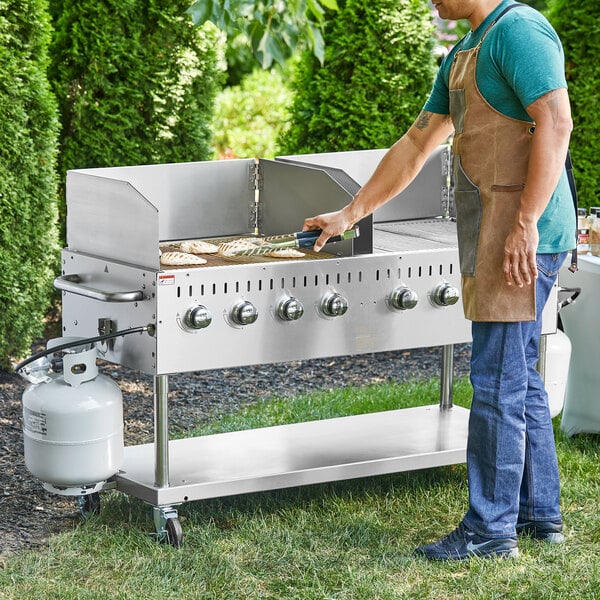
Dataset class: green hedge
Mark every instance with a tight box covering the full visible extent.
[211,67,292,159]
[280,0,436,154]
[0,1,60,367]
[547,0,600,209]
[48,0,225,239]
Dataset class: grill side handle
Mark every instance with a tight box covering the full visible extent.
[54,274,145,303]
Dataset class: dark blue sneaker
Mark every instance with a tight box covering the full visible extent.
[516,520,564,543]
[414,522,518,561]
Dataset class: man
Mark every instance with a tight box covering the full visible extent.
[303,0,575,560]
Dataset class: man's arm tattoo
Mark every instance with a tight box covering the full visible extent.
[415,110,452,130]
[415,110,433,130]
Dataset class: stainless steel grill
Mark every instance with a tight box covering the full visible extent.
[55,146,558,543]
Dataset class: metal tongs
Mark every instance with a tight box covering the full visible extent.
[219,226,360,257]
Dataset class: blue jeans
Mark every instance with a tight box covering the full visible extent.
[463,252,567,538]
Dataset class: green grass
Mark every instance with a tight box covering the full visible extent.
[1,377,599,599]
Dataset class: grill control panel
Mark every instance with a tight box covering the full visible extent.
[146,248,473,373]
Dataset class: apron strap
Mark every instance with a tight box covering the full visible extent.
[480,2,526,44]
[565,150,579,272]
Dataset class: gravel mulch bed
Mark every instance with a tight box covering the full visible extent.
[0,343,471,560]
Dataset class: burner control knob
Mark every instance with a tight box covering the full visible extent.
[431,283,460,307]
[184,305,212,329]
[231,300,259,325]
[277,297,304,321]
[320,292,348,317]
[389,287,418,311]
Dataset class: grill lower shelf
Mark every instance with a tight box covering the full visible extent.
[115,405,469,506]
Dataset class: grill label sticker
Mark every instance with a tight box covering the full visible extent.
[158,274,175,286]
[24,407,47,435]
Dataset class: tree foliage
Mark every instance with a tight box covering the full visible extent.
[0,0,60,366]
[280,0,436,154]
[211,68,292,159]
[188,0,339,68]
[546,0,600,208]
[48,0,225,240]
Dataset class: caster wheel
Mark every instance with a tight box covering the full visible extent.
[79,492,101,518]
[165,517,183,548]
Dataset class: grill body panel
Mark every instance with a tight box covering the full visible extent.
[61,241,470,375]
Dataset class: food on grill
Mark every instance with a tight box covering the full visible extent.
[160,251,207,266]
[179,240,219,255]
[264,248,306,258]
[218,238,260,257]
[218,237,308,258]
[231,237,263,247]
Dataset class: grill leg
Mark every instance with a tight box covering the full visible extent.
[536,334,547,380]
[154,374,170,488]
[440,344,454,410]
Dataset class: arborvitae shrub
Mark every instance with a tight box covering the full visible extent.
[280,0,436,154]
[546,0,600,209]
[211,68,292,159]
[0,0,60,367]
[48,0,225,239]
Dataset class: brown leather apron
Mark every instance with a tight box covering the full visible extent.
[449,24,536,322]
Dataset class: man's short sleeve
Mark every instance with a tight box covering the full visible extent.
[423,53,454,115]
[490,14,567,110]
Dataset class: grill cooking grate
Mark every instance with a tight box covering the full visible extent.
[373,219,458,253]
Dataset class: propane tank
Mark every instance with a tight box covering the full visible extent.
[21,338,124,496]
[543,329,572,418]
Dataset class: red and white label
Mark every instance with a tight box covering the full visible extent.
[158,274,175,286]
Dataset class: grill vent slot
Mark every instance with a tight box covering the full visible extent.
[171,262,455,302]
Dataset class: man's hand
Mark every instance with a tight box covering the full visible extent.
[303,111,454,253]
[502,88,572,287]
[303,209,355,252]
[502,216,539,287]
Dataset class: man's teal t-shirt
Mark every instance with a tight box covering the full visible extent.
[424,0,575,254]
